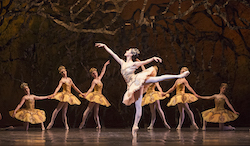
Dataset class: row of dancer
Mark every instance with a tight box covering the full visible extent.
[7,43,239,134]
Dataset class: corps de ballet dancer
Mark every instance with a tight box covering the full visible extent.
[95,43,190,136]
[47,66,84,130]
[137,59,171,130]
[165,67,199,130]
[9,83,51,131]
[79,60,111,129]
[198,83,239,130]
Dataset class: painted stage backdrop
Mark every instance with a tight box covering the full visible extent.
[0,0,250,128]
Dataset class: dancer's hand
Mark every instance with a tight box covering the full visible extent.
[47,95,53,99]
[234,111,240,115]
[104,60,110,66]
[95,43,106,48]
[153,57,162,63]
[12,112,16,118]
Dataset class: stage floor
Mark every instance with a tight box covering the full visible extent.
[0,127,249,145]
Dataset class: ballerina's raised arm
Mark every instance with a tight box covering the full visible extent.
[95,43,123,65]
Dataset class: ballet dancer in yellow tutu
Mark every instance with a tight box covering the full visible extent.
[198,83,239,130]
[137,59,170,130]
[79,60,111,129]
[47,66,84,130]
[165,67,200,130]
[10,83,51,131]
[95,43,189,136]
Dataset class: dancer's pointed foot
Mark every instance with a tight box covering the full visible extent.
[180,71,190,78]
[132,126,139,137]
[147,125,153,130]
[79,122,84,129]
[46,122,54,130]
[223,125,235,131]
[96,126,101,129]
[190,123,199,130]
[176,125,181,130]
[202,126,206,131]
[164,124,171,130]
[65,124,69,130]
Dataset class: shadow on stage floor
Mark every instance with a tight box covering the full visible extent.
[0,127,249,145]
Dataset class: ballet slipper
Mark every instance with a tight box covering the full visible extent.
[65,124,69,130]
[96,126,101,129]
[132,126,139,137]
[79,122,84,129]
[147,125,153,130]
[164,123,171,129]
[190,124,199,130]
[46,122,54,130]
[176,125,181,130]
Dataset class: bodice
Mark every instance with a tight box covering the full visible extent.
[176,83,185,94]
[62,83,71,93]
[25,99,35,109]
[94,82,103,93]
[147,83,156,92]
[121,62,137,83]
[214,98,225,111]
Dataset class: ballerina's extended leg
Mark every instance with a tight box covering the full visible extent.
[145,71,190,84]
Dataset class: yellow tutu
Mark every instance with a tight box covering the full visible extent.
[80,82,111,107]
[202,98,238,123]
[52,83,81,105]
[9,99,45,124]
[167,93,198,106]
[142,84,169,106]
[52,92,81,105]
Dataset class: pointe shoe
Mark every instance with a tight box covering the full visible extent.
[65,125,69,130]
[79,122,84,129]
[180,71,190,78]
[190,124,199,130]
[132,126,139,137]
[46,122,54,130]
[165,125,171,130]
[96,126,101,129]
[176,127,181,130]
[147,125,153,130]
[202,127,206,131]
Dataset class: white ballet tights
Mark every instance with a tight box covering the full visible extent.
[145,71,189,84]
[133,94,142,129]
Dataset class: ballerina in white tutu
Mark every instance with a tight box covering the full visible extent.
[95,43,190,136]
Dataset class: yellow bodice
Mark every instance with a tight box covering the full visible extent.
[176,83,185,94]
[94,82,103,93]
[146,84,156,93]
[25,99,35,109]
[214,98,225,111]
[62,83,71,93]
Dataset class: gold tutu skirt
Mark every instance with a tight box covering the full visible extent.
[167,93,198,106]
[202,108,238,123]
[9,109,46,124]
[79,92,111,107]
[142,91,169,106]
[52,92,81,105]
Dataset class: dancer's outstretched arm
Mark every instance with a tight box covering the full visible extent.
[165,81,177,95]
[83,80,96,97]
[99,60,110,80]
[34,95,52,100]
[95,43,123,65]
[198,95,216,100]
[183,79,199,97]
[12,97,26,117]
[135,57,162,68]
[224,96,239,115]
[71,79,84,96]
[53,80,63,96]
